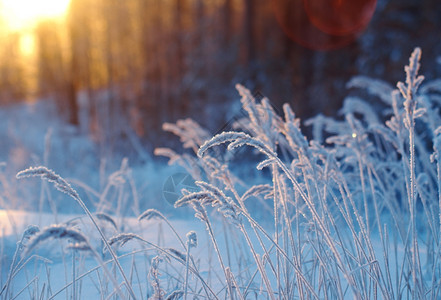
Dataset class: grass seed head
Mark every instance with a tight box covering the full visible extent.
[22,225,40,241]
[138,208,165,222]
[16,166,80,201]
[108,233,141,248]
[23,225,88,258]
[95,213,118,230]
[186,231,197,248]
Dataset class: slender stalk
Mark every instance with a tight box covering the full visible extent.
[72,194,137,299]
[204,215,234,298]
[16,168,137,299]
[3,235,25,299]
[72,250,76,300]
[183,242,191,300]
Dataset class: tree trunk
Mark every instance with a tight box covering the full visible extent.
[244,0,256,65]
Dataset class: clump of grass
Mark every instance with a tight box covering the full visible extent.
[158,48,441,298]
[6,47,441,299]
[16,167,137,299]
[1,225,40,299]
[22,225,88,258]
[149,255,165,299]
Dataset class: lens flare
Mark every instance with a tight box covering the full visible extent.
[272,0,377,50]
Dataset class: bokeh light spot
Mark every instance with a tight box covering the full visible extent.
[304,0,377,36]
[272,0,377,50]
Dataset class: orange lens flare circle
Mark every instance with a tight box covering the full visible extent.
[304,0,377,36]
[271,0,377,50]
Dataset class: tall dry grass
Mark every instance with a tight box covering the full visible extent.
[2,47,441,299]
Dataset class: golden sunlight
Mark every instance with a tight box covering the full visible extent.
[1,0,71,31]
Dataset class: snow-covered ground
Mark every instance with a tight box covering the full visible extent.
[2,59,441,299]
[0,99,217,299]
[0,209,216,299]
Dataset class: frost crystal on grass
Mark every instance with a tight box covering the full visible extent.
[186,231,197,248]
[397,47,425,128]
[174,191,214,208]
[198,131,277,160]
[257,158,276,170]
[240,184,273,202]
[138,208,165,222]
[22,225,40,241]
[154,147,181,165]
[198,131,249,157]
[108,233,142,248]
[23,225,88,257]
[16,166,79,200]
[95,213,118,230]
[149,255,165,300]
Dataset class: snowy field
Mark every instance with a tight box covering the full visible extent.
[0,210,210,299]
[1,48,441,299]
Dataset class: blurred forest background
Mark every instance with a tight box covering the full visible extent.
[0,0,440,157]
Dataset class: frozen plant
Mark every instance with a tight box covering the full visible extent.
[6,47,441,299]
[16,166,137,299]
[160,48,441,299]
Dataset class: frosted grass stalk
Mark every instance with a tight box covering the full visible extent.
[272,167,282,297]
[191,181,279,297]
[192,204,235,298]
[201,132,360,296]
[397,47,424,297]
[196,180,279,284]
[72,249,76,300]
[108,233,219,300]
[138,209,186,250]
[16,167,137,300]
[1,225,39,299]
[23,225,126,299]
[183,231,196,300]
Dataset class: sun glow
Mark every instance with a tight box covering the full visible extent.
[1,0,71,31]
